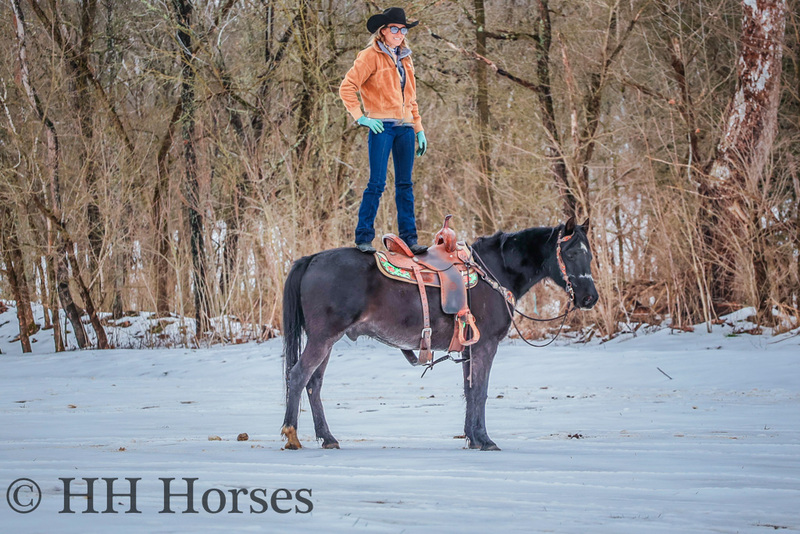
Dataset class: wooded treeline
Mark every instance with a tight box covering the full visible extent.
[0,0,798,352]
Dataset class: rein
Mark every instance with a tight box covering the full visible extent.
[468,232,575,348]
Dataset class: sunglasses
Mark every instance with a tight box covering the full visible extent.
[386,26,408,35]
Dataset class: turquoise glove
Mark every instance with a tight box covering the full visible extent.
[357,116,385,134]
[416,131,427,156]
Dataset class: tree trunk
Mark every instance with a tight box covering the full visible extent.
[751,213,772,322]
[66,246,108,349]
[219,72,247,299]
[535,0,577,219]
[703,0,787,318]
[173,0,211,336]
[35,258,52,329]
[8,237,36,333]
[295,0,316,163]
[792,157,800,307]
[46,250,65,352]
[1,207,33,353]
[219,180,245,299]
[612,156,624,278]
[1,207,36,331]
[111,250,126,320]
[56,244,88,348]
[153,101,182,317]
[75,0,104,300]
[474,0,495,234]
[27,209,58,340]
[34,196,110,349]
[5,259,32,354]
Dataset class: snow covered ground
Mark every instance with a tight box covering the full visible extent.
[1,303,799,532]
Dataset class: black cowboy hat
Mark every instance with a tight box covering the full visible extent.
[366,7,419,34]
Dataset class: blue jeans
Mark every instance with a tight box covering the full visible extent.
[355,124,418,245]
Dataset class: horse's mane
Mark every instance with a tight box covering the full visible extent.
[471,226,561,252]
[471,230,505,250]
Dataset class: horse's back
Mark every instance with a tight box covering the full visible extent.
[297,247,378,332]
[299,247,376,285]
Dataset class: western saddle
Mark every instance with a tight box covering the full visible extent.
[375,215,481,365]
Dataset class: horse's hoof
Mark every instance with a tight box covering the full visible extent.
[467,437,501,451]
[322,441,340,449]
[281,426,302,450]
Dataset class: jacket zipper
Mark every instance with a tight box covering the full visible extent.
[399,57,406,113]
[385,49,405,117]
[399,57,406,119]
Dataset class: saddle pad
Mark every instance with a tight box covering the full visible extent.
[375,251,478,289]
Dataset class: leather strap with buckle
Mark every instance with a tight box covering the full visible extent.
[411,263,433,364]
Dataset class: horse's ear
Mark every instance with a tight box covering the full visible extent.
[581,218,590,232]
[564,216,576,235]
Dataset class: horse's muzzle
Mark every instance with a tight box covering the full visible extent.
[579,292,598,310]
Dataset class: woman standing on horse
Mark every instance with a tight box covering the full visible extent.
[339,7,428,254]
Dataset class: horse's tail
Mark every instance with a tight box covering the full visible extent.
[282,254,313,401]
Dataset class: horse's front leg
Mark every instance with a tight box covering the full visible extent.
[282,339,333,449]
[462,342,500,451]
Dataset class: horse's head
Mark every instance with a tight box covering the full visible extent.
[554,217,599,310]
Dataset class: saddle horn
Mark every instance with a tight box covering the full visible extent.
[434,214,457,253]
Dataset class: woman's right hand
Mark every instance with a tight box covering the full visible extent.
[357,116,385,134]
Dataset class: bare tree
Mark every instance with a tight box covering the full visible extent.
[153,102,183,317]
[434,0,640,220]
[171,0,211,336]
[703,0,787,318]
[473,0,495,233]
[26,0,107,301]
[0,204,34,353]
[11,0,88,349]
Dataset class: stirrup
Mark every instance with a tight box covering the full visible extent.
[419,327,433,365]
[457,311,480,346]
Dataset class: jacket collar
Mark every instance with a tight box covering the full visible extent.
[376,40,412,61]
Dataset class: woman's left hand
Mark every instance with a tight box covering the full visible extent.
[416,131,427,156]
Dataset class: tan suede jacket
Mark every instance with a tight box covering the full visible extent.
[339,42,423,133]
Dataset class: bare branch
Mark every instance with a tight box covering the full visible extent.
[429,31,539,91]
[28,0,135,154]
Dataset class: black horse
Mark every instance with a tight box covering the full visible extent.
[281,217,598,451]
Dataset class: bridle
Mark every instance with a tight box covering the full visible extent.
[467,229,578,348]
[555,228,576,304]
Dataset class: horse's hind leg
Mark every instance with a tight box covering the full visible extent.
[282,339,334,450]
[306,353,339,449]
